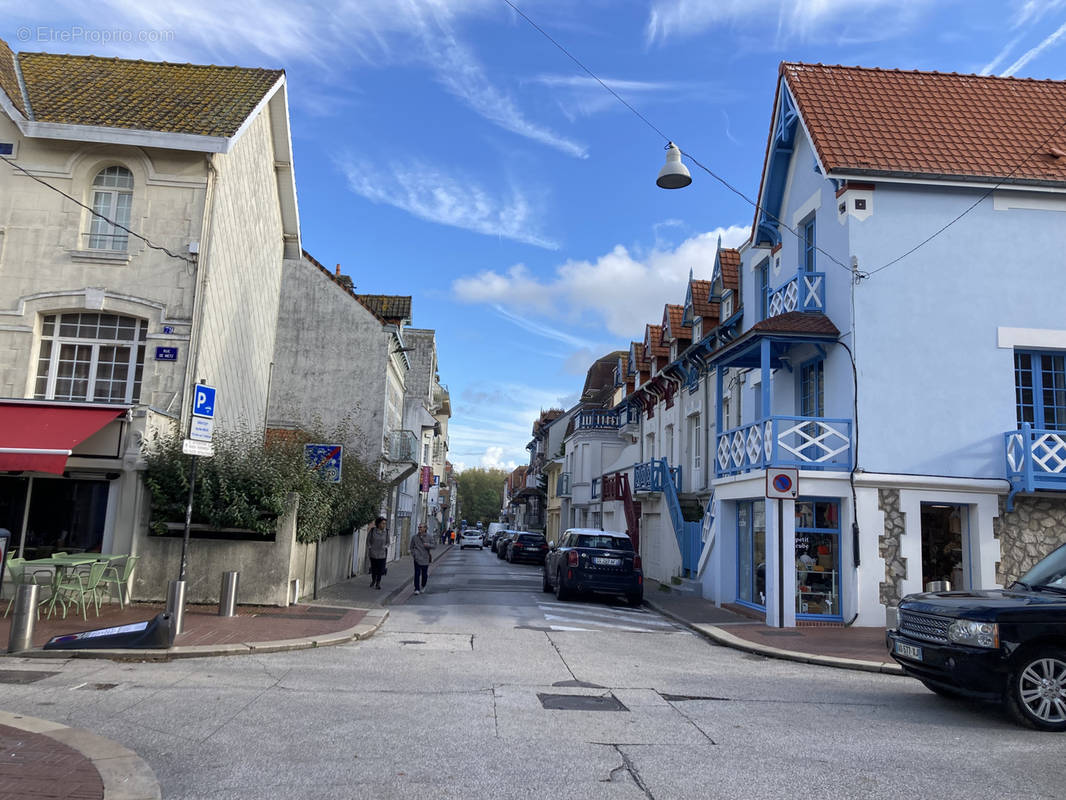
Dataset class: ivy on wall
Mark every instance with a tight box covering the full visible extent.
[143,422,388,543]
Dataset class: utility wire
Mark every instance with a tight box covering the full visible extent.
[501,0,1065,281]
[6,159,196,266]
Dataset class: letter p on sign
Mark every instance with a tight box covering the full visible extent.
[192,385,216,419]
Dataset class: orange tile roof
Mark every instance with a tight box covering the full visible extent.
[645,324,669,359]
[719,249,740,292]
[14,47,281,136]
[751,311,839,336]
[690,279,716,322]
[783,62,1066,185]
[661,304,691,346]
[0,39,26,116]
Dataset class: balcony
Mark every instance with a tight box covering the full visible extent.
[715,416,851,477]
[634,459,681,493]
[767,269,825,317]
[385,429,418,462]
[556,472,571,497]
[1005,424,1066,498]
[575,409,621,430]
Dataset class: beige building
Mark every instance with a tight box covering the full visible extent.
[0,39,299,571]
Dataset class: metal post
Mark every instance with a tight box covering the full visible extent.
[218,571,239,617]
[179,455,198,582]
[312,540,319,601]
[777,497,785,629]
[8,584,38,653]
[166,579,186,636]
[17,476,33,558]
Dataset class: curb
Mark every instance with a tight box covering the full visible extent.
[644,597,904,676]
[0,709,161,800]
[8,608,390,662]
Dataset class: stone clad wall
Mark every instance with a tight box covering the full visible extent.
[994,495,1066,585]
[878,488,906,606]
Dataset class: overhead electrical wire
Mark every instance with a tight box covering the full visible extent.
[500,0,1066,281]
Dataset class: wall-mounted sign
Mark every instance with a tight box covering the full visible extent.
[766,468,799,499]
[155,346,178,361]
[162,325,174,334]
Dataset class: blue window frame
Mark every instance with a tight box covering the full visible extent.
[1015,350,1066,430]
[756,261,769,320]
[736,500,766,609]
[795,498,842,619]
[802,216,816,273]
[799,358,824,417]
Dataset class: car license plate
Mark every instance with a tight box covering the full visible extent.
[894,641,922,661]
[593,557,621,566]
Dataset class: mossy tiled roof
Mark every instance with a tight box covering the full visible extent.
[0,38,26,116]
[355,295,413,323]
[6,44,281,136]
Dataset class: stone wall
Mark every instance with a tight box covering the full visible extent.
[878,488,906,606]
[994,495,1066,585]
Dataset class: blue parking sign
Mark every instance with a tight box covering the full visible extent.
[193,385,216,418]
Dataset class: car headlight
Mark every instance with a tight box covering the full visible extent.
[947,620,999,649]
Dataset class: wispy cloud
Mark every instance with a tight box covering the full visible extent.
[453,226,751,338]
[1002,18,1066,75]
[645,0,929,47]
[338,157,557,249]
[980,35,1024,75]
[491,305,597,350]
[1012,0,1066,28]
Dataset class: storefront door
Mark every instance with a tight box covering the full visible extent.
[795,498,841,619]
[737,501,767,608]
[920,503,968,591]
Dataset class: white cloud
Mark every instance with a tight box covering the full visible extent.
[452,226,750,338]
[980,36,1024,75]
[1001,18,1066,75]
[480,446,517,471]
[1012,0,1066,28]
[645,0,929,47]
[338,157,558,249]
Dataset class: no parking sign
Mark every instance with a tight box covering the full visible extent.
[766,468,799,499]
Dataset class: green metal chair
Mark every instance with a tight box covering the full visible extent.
[50,561,108,621]
[99,555,138,608]
[3,557,52,618]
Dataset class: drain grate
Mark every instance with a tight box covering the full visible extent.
[537,693,629,712]
[0,670,58,685]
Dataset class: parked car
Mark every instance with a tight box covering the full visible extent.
[887,541,1066,731]
[490,530,509,553]
[507,532,549,565]
[496,531,517,560]
[459,529,483,550]
[542,528,643,607]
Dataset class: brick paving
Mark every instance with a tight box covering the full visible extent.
[0,723,104,800]
[0,602,367,650]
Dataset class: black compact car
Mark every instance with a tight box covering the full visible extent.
[543,528,643,607]
[495,531,517,560]
[887,541,1066,731]
[506,532,549,565]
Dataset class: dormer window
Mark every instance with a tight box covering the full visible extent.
[721,291,734,320]
[88,166,133,251]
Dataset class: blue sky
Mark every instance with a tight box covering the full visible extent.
[4,1,1066,471]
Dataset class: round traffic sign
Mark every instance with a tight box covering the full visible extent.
[772,473,793,493]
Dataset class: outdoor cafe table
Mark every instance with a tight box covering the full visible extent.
[22,554,121,618]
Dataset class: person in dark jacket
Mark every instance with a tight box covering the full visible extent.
[366,516,389,590]
[410,523,434,595]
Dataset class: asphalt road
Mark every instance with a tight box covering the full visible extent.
[2,546,1065,799]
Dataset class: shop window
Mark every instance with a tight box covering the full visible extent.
[1015,350,1066,430]
[34,312,147,403]
[737,500,766,608]
[795,499,840,618]
[87,166,134,251]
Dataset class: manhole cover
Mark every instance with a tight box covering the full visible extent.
[537,693,629,712]
[0,670,58,684]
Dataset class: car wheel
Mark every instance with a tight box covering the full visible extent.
[1007,648,1066,731]
[555,570,570,601]
[542,569,553,593]
[626,592,643,608]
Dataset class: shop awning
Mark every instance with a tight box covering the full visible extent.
[0,404,127,474]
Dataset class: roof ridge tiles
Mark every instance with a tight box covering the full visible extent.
[781,60,1059,85]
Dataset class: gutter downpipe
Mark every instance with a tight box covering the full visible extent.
[183,154,218,433]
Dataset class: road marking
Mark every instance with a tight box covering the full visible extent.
[537,602,675,626]
[542,613,673,633]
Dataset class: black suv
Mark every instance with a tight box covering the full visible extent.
[887,541,1066,731]
[542,528,642,607]
[506,532,549,565]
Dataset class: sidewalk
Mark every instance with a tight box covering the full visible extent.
[0,709,160,800]
[0,599,387,661]
[643,578,902,675]
[313,543,453,609]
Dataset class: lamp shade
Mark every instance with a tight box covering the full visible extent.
[657,142,692,189]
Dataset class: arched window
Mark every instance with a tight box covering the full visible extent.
[87,166,133,251]
[34,312,147,403]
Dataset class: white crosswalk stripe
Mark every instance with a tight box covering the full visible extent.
[534,600,680,633]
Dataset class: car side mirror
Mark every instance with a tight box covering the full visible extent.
[548,541,555,550]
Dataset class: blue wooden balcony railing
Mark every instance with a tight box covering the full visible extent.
[715,416,852,477]
[634,459,681,493]
[1005,424,1066,497]
[576,409,621,430]
[767,269,825,316]
[633,458,703,575]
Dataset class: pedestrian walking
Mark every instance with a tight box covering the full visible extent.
[366,516,389,590]
[410,523,434,595]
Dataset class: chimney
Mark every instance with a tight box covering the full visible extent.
[335,264,341,276]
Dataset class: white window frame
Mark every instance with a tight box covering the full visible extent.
[35,312,147,403]
[87,166,134,252]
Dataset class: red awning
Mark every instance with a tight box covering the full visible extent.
[0,404,126,474]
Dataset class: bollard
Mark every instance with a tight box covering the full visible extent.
[7,584,39,653]
[165,579,186,636]
[218,571,239,617]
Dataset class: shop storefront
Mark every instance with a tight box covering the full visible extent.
[0,475,111,558]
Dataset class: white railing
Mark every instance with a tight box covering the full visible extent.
[715,416,851,476]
